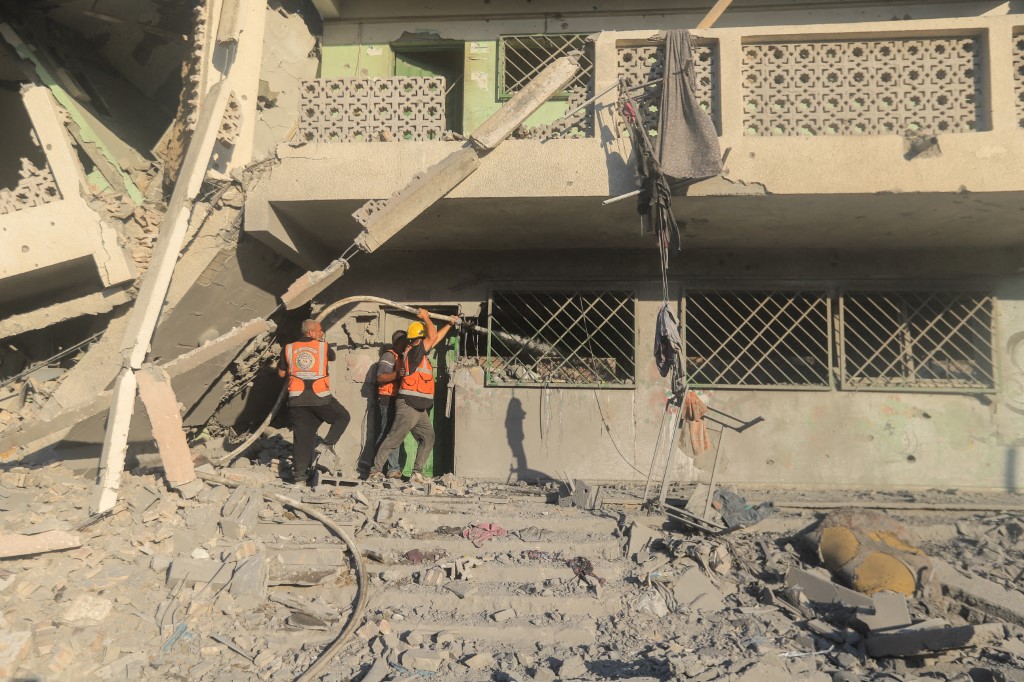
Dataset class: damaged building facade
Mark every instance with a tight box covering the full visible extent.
[1,0,1024,494]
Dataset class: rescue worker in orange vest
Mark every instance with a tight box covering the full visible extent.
[367,308,457,483]
[276,319,350,483]
[373,329,408,479]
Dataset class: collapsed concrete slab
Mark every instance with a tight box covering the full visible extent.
[0,287,132,340]
[0,318,274,461]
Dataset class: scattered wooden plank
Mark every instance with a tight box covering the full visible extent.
[0,530,81,558]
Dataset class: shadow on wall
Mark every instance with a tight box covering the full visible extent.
[505,396,553,483]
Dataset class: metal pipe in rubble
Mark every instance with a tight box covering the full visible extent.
[217,295,555,463]
[194,470,368,682]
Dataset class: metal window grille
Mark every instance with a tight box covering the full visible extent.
[685,291,832,388]
[487,291,636,387]
[499,34,593,98]
[840,291,995,392]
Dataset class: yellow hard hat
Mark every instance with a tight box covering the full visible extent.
[407,321,426,339]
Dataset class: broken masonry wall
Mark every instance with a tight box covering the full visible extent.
[252,0,320,161]
[313,249,1024,491]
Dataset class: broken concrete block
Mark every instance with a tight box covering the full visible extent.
[558,655,587,679]
[857,591,912,633]
[361,657,390,682]
[492,608,516,622]
[167,558,234,589]
[464,652,495,670]
[229,554,268,599]
[0,630,32,680]
[784,567,874,609]
[933,559,1024,627]
[626,521,656,560]
[356,622,380,640]
[419,568,445,586]
[865,621,1004,658]
[59,594,113,625]
[673,567,725,612]
[375,499,401,523]
[401,648,444,672]
[444,581,478,599]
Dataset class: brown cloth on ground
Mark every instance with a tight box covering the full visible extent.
[656,29,723,182]
[683,390,713,455]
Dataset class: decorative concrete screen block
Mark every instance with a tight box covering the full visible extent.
[1015,33,1024,127]
[616,42,718,137]
[0,159,60,215]
[298,77,446,143]
[742,37,984,136]
[217,91,242,146]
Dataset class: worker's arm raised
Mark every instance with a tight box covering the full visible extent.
[421,308,458,352]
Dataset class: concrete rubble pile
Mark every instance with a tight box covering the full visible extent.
[1,1,1024,681]
[2,444,1024,680]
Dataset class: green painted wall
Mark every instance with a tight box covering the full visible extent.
[321,38,570,135]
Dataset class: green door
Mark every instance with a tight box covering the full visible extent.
[394,45,465,134]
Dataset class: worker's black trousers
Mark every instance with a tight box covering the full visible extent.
[288,397,350,477]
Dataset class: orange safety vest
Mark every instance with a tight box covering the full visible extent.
[285,340,331,398]
[378,348,400,397]
[399,349,434,401]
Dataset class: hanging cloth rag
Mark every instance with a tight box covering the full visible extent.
[682,390,713,455]
[656,29,724,183]
[654,303,684,395]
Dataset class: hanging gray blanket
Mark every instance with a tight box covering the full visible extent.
[656,29,723,182]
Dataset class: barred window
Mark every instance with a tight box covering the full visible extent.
[486,291,635,387]
[684,291,832,388]
[840,291,995,392]
[498,34,593,98]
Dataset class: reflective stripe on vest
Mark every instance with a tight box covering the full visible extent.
[399,349,434,400]
[378,348,400,397]
[286,340,331,397]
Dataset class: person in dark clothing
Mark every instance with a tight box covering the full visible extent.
[374,330,408,479]
[276,319,350,483]
[367,308,457,483]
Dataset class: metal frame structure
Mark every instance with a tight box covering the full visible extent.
[485,290,637,389]
[682,289,833,390]
[839,290,996,393]
[497,33,593,99]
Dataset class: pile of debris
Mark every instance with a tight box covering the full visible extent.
[4,445,1023,681]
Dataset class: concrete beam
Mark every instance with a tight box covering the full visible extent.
[93,82,232,512]
[119,82,233,370]
[469,56,579,151]
[93,371,137,513]
[0,286,131,340]
[354,147,482,253]
[136,366,197,488]
[281,257,349,310]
